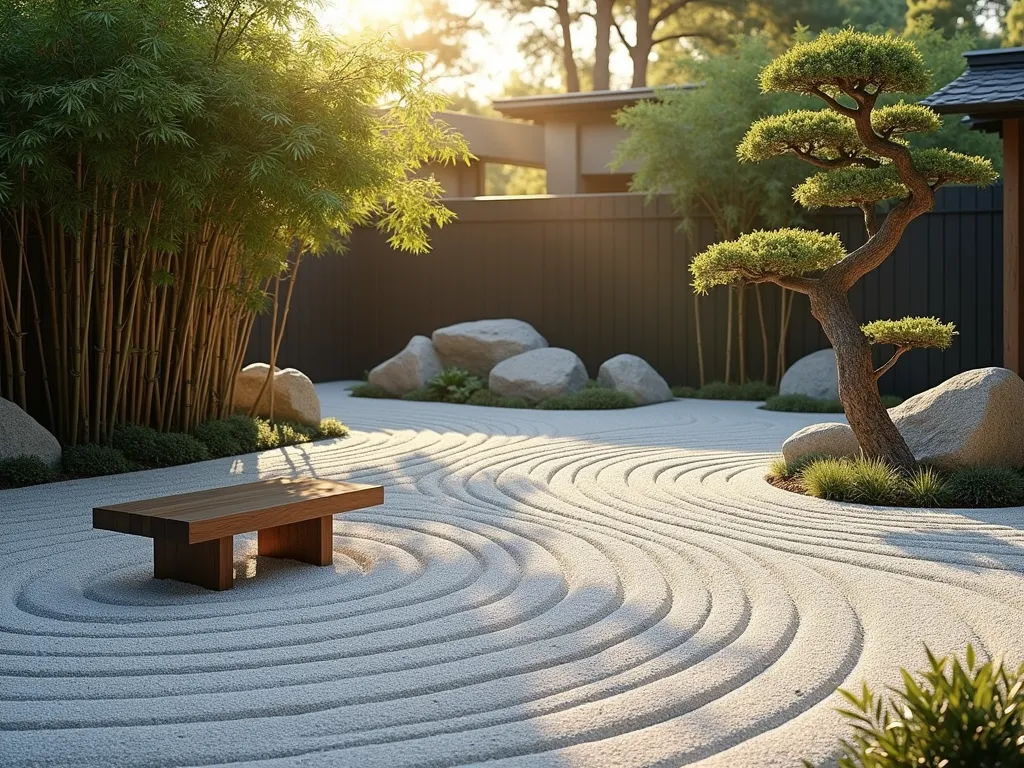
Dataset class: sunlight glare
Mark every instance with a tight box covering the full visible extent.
[318,0,413,35]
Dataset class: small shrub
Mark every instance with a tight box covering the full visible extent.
[315,417,349,439]
[349,382,397,399]
[944,466,1024,508]
[695,380,777,401]
[401,387,442,402]
[466,389,530,409]
[848,457,904,506]
[0,455,58,487]
[800,457,857,501]
[537,388,636,410]
[823,645,1024,768]
[61,444,132,478]
[250,418,322,450]
[671,385,700,399]
[762,393,843,413]
[254,419,281,451]
[904,467,948,508]
[112,424,210,468]
[194,415,260,458]
[427,367,485,403]
[761,393,903,413]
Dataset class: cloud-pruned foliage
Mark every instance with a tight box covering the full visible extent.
[760,29,931,96]
[691,228,845,293]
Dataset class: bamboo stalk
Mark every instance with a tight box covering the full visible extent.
[737,284,746,385]
[754,284,769,383]
[724,286,734,385]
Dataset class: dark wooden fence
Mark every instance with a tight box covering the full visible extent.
[248,186,1003,397]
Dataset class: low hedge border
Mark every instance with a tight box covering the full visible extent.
[351,371,637,411]
[0,415,349,490]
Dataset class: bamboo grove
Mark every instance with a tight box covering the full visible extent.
[0,0,467,444]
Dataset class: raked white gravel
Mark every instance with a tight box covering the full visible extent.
[2,382,1023,767]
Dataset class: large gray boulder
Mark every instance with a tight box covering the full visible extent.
[780,348,838,401]
[0,398,61,467]
[232,364,321,426]
[490,348,588,403]
[780,367,1024,470]
[889,367,1024,470]
[432,319,547,377]
[368,335,442,396]
[597,354,672,405]
[782,422,860,463]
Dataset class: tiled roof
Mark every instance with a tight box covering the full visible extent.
[922,47,1024,115]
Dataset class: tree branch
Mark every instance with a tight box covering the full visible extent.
[791,148,879,169]
[874,345,911,379]
[819,86,935,291]
[809,86,859,118]
[652,0,696,26]
[652,30,699,44]
[611,15,633,49]
[860,203,878,237]
[735,269,816,294]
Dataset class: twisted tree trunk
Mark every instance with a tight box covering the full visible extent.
[808,285,915,472]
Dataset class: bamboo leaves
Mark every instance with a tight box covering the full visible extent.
[0,0,469,442]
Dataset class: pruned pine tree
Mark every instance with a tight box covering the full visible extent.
[691,30,996,472]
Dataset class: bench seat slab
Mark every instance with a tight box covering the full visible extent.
[154,536,233,591]
[258,515,333,566]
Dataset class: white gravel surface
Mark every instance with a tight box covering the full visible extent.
[2,382,1023,767]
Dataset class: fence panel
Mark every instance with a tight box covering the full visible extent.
[249,187,1004,397]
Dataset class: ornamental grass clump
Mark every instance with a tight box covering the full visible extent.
[0,0,467,445]
[800,457,857,500]
[944,467,1024,508]
[820,645,1024,768]
[688,30,997,473]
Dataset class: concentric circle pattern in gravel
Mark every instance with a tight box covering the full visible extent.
[2,381,1023,767]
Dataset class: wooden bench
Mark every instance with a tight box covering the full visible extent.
[93,477,384,591]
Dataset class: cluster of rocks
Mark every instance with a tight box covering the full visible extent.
[368,318,673,406]
[783,366,1024,471]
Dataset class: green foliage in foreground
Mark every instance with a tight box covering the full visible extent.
[778,455,1024,508]
[536,388,636,410]
[0,456,58,488]
[673,380,777,401]
[861,317,957,350]
[61,444,134,478]
[761,394,903,413]
[821,645,1024,768]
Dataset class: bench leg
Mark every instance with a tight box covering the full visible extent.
[154,537,233,591]
[258,515,333,566]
